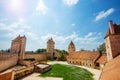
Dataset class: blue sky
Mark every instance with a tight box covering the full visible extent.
[0,0,120,51]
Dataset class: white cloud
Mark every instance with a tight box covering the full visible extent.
[85,32,95,38]
[63,0,79,6]
[36,0,48,15]
[0,18,30,38]
[26,32,39,40]
[94,8,115,21]
[38,32,102,50]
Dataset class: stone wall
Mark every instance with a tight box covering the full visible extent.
[105,35,120,61]
[25,53,47,61]
[0,53,16,59]
[0,53,18,72]
[105,36,113,61]
[14,66,34,80]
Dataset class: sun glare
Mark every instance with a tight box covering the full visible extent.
[3,0,26,17]
[10,0,22,10]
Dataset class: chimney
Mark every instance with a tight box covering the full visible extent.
[109,20,115,34]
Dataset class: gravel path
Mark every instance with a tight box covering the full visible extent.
[21,73,63,80]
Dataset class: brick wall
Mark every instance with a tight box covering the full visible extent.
[0,72,13,80]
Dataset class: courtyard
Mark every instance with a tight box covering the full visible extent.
[21,61,101,80]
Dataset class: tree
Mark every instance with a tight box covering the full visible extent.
[55,49,68,61]
[0,48,10,53]
[97,43,106,53]
[60,52,65,61]
[80,48,90,51]
[35,49,46,53]
[80,48,86,51]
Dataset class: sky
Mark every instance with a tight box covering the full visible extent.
[0,0,120,51]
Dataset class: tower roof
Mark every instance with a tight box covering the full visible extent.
[69,41,74,45]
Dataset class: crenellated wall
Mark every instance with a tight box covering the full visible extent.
[0,53,18,72]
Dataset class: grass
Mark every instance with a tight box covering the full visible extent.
[40,64,94,80]
[40,60,52,63]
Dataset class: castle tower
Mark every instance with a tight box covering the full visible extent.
[11,35,26,60]
[47,38,55,60]
[105,20,120,61]
[68,41,76,53]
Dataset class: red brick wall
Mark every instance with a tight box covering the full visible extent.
[0,72,12,80]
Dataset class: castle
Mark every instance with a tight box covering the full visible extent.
[0,36,60,80]
[1,20,120,80]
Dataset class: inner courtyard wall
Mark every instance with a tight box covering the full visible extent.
[25,53,47,61]
[0,53,18,72]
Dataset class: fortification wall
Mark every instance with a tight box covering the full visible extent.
[25,53,47,61]
[0,53,17,60]
[0,53,18,72]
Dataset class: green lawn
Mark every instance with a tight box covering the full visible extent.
[40,64,94,80]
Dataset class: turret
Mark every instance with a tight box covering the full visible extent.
[68,41,76,53]
[47,37,55,60]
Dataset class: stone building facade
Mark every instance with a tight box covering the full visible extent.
[67,41,101,68]
[105,20,120,61]
[67,51,100,68]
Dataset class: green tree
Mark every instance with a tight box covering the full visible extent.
[55,49,68,61]
[35,48,46,53]
[0,49,10,53]
[60,52,65,61]
[80,48,90,51]
[97,43,106,53]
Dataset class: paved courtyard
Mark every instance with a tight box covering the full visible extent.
[21,73,63,80]
[21,61,101,80]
